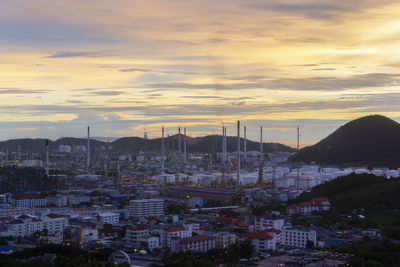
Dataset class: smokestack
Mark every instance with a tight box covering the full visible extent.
[244,126,247,161]
[184,127,187,163]
[237,121,240,191]
[45,140,49,176]
[87,126,90,172]
[260,126,263,160]
[258,126,264,185]
[162,126,165,174]
[297,126,300,150]
[222,126,225,167]
[224,127,227,163]
[178,127,181,159]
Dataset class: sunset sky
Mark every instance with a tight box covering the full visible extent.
[1,0,400,146]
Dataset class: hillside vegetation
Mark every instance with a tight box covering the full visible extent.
[290,115,400,167]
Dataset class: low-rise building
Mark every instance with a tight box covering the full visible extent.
[13,194,46,208]
[98,212,119,224]
[160,227,192,248]
[138,235,160,250]
[286,198,330,215]
[126,226,150,244]
[214,232,236,249]
[239,230,277,252]
[281,226,316,248]
[171,235,216,252]
[254,216,285,231]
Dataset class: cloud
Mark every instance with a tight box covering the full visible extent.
[146,73,400,91]
[119,67,199,75]
[47,50,117,58]
[0,88,51,94]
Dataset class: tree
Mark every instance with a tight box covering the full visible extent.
[306,240,315,249]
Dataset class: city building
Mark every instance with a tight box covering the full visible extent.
[129,199,164,218]
[254,216,285,231]
[138,235,160,250]
[160,227,192,248]
[214,232,236,249]
[13,194,47,208]
[239,230,277,252]
[125,226,150,244]
[98,212,119,224]
[170,235,216,252]
[8,214,68,237]
[286,198,330,215]
[187,197,203,208]
[281,226,317,248]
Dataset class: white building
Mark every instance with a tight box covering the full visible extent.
[129,199,164,218]
[281,226,316,248]
[160,227,192,248]
[126,226,150,244]
[13,194,47,208]
[98,212,119,224]
[8,214,68,237]
[214,232,236,249]
[171,235,216,253]
[239,230,277,252]
[254,217,285,231]
[138,235,160,250]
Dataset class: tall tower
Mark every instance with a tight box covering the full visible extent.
[161,126,165,174]
[222,126,225,167]
[244,126,247,162]
[258,126,264,185]
[87,126,90,173]
[236,121,240,191]
[45,140,49,176]
[178,127,181,160]
[184,127,187,163]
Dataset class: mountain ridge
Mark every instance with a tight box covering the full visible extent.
[0,135,295,154]
[290,114,400,166]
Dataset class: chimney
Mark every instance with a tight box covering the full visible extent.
[45,140,49,176]
[222,126,225,167]
[178,127,181,159]
[87,126,90,172]
[260,126,263,160]
[244,126,247,161]
[184,127,187,163]
[162,126,165,174]
[237,120,240,191]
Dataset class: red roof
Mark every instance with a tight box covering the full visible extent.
[239,230,273,240]
[166,227,186,232]
[311,198,330,202]
[264,228,281,234]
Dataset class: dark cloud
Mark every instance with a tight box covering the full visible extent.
[0,88,51,94]
[47,50,117,58]
[146,73,400,91]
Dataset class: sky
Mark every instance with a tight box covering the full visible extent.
[1,0,400,147]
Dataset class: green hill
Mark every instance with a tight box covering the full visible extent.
[293,173,400,213]
[290,115,400,167]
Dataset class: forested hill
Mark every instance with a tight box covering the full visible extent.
[292,173,400,213]
[290,115,400,167]
[0,135,294,154]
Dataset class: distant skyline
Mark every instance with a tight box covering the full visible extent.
[1,1,400,145]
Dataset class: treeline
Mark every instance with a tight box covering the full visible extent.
[292,173,400,213]
[0,244,113,267]
[0,166,65,193]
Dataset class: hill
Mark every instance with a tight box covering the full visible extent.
[293,173,400,213]
[290,115,400,166]
[0,135,294,154]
